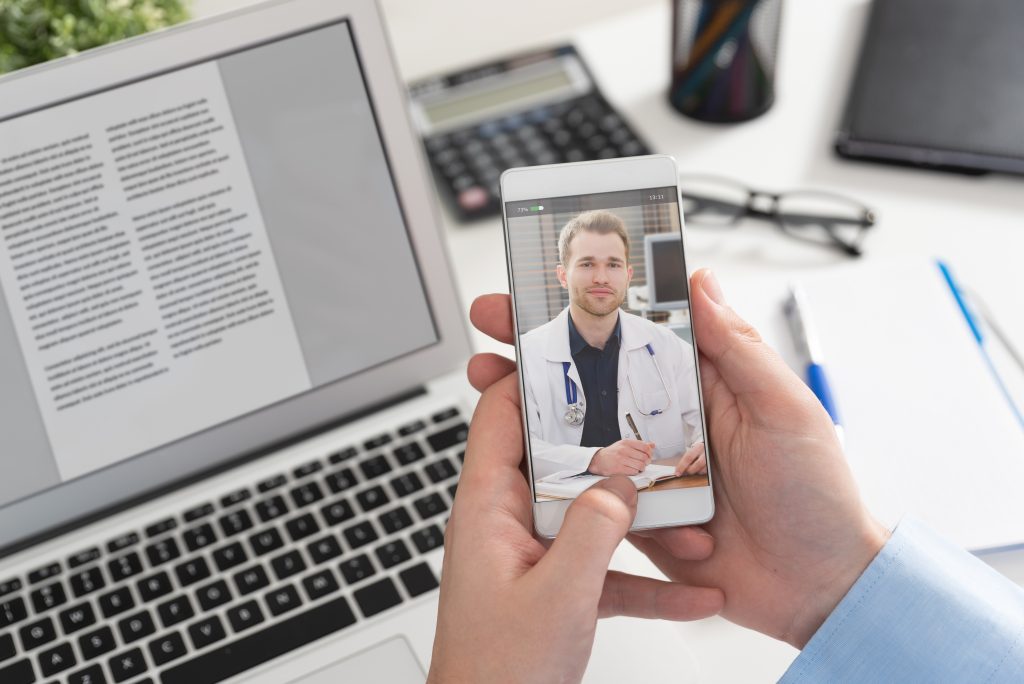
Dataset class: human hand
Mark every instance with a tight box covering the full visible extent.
[630,270,888,648]
[588,439,654,475]
[673,442,707,476]
[427,349,724,682]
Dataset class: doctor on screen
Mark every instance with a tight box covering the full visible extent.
[520,210,706,481]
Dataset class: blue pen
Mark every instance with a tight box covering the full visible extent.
[785,286,844,446]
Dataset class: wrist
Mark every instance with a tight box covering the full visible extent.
[784,516,890,648]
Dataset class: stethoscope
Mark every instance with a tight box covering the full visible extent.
[562,343,671,426]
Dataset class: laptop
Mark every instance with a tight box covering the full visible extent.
[0,1,477,681]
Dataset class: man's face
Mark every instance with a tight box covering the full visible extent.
[557,231,632,317]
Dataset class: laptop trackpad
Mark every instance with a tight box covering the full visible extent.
[289,636,425,683]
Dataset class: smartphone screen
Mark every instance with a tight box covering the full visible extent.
[505,186,711,503]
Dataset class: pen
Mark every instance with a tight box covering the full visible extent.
[625,412,643,441]
[784,286,844,446]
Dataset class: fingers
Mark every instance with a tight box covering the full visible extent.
[534,477,637,595]
[469,294,514,345]
[598,571,724,621]
[632,524,715,561]
[458,372,529,504]
[674,443,705,476]
[467,353,516,393]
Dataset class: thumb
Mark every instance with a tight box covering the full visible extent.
[533,477,637,597]
[690,269,807,398]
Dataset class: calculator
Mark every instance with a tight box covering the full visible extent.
[408,45,651,222]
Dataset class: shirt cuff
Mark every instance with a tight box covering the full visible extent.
[780,516,1024,683]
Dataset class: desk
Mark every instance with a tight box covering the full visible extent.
[202,0,1024,680]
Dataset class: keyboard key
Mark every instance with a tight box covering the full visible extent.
[29,582,66,613]
[0,631,14,660]
[285,513,320,541]
[108,552,143,582]
[356,485,389,513]
[212,542,248,571]
[256,474,286,493]
[0,658,34,684]
[390,472,424,497]
[174,557,211,587]
[307,535,343,564]
[413,493,449,520]
[289,482,325,508]
[69,567,105,598]
[379,506,414,534]
[79,626,116,659]
[117,610,155,644]
[188,615,226,650]
[226,600,264,633]
[67,548,101,569]
[399,562,440,598]
[270,550,306,580]
[19,616,56,650]
[397,419,426,436]
[363,433,392,450]
[425,457,458,483]
[320,499,355,527]
[338,554,376,585]
[144,518,177,538]
[233,565,270,596]
[0,596,28,627]
[157,595,194,628]
[293,460,323,479]
[161,597,356,684]
[98,587,135,618]
[67,663,105,684]
[375,540,411,569]
[264,585,302,616]
[182,523,217,552]
[38,641,75,676]
[106,532,139,554]
[136,572,172,601]
[183,502,215,523]
[255,495,288,523]
[353,577,402,618]
[342,521,378,549]
[325,468,357,494]
[220,488,251,508]
[28,562,61,584]
[301,569,339,601]
[218,509,254,537]
[412,525,445,554]
[108,646,146,682]
[59,602,96,635]
[0,577,21,597]
[327,446,357,464]
[359,455,392,480]
[249,528,284,556]
[195,580,232,612]
[148,631,187,665]
[427,422,469,452]
[448,482,459,500]
[431,407,460,423]
[144,538,181,567]
[393,442,426,466]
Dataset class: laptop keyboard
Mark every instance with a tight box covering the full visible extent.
[0,406,468,684]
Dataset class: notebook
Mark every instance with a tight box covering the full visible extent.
[536,464,679,500]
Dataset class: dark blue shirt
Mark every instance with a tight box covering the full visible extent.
[568,312,622,449]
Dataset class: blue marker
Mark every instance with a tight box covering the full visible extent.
[785,286,844,446]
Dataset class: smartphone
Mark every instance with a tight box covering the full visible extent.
[500,155,714,537]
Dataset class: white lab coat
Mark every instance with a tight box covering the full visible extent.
[521,306,704,480]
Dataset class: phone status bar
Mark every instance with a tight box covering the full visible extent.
[504,186,677,217]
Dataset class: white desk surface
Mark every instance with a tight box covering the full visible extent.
[196,0,1024,680]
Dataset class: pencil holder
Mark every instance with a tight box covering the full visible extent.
[670,0,782,122]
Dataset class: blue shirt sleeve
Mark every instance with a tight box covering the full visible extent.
[780,516,1024,682]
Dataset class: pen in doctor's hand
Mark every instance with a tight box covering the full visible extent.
[784,286,844,447]
[625,412,643,441]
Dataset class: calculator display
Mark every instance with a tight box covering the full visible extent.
[423,68,574,126]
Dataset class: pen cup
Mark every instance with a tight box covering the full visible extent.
[670,0,782,122]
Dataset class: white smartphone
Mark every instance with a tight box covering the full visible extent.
[500,155,715,537]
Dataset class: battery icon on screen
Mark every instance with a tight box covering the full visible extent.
[530,205,544,211]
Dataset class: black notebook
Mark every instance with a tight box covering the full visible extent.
[836,0,1024,175]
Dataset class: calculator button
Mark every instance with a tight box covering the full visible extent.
[458,187,489,212]
[599,147,619,159]
[477,122,501,138]
[577,121,597,139]
[536,151,559,165]
[434,148,459,165]
[565,148,586,162]
[425,135,450,152]
[620,141,645,156]
[527,107,551,123]
[453,174,476,191]
[443,161,467,178]
[552,129,572,147]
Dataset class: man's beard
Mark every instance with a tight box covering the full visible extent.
[571,286,625,317]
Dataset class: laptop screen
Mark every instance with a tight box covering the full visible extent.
[0,14,455,542]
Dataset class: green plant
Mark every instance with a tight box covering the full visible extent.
[0,0,190,75]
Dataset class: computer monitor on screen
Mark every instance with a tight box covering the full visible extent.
[643,232,689,311]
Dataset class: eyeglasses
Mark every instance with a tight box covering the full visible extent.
[678,175,877,257]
